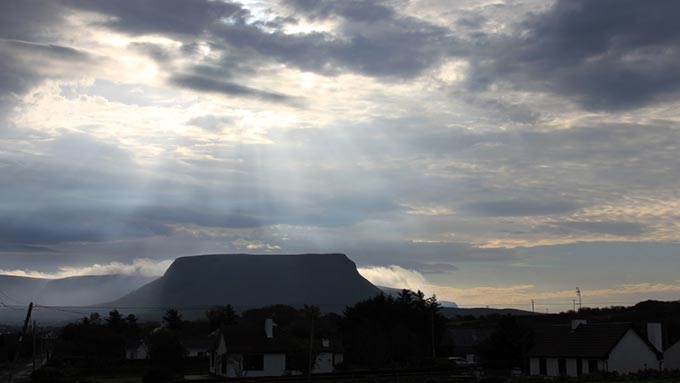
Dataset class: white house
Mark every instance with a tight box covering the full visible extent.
[209,318,344,378]
[125,339,148,360]
[664,338,680,370]
[529,321,662,377]
[181,336,212,358]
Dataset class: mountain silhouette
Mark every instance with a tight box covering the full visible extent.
[108,253,381,311]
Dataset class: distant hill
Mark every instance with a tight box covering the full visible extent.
[441,307,536,318]
[109,253,382,312]
[0,274,153,307]
[377,285,458,308]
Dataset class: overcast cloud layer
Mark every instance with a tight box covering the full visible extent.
[2,0,680,311]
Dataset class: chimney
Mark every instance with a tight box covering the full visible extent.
[647,322,662,352]
[265,318,276,339]
[571,319,587,330]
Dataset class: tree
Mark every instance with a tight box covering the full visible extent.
[147,329,186,366]
[206,305,237,330]
[106,309,125,332]
[342,290,446,368]
[478,315,526,368]
[162,309,183,331]
[126,314,140,338]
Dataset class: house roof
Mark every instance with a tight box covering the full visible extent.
[528,322,661,359]
[211,323,344,354]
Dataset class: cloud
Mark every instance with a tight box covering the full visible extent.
[462,200,581,217]
[64,0,245,37]
[358,265,430,292]
[169,74,297,104]
[232,239,281,251]
[0,258,172,278]
[469,0,680,110]
[545,221,648,236]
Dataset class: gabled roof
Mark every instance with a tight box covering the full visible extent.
[528,322,661,359]
[210,323,344,354]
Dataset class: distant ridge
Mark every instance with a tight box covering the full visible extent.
[0,274,154,306]
[108,253,381,311]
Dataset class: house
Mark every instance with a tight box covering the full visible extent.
[529,321,662,377]
[181,336,212,358]
[125,339,148,360]
[209,318,344,378]
[664,338,680,370]
[439,326,494,359]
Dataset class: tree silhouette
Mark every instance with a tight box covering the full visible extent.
[106,309,125,332]
[205,305,237,330]
[162,309,183,331]
[343,290,446,368]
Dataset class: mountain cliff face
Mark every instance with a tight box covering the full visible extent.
[110,253,381,310]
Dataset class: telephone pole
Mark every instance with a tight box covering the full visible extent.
[7,301,33,383]
[531,299,535,313]
[576,287,582,311]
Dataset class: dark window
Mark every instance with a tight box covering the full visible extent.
[558,359,567,376]
[577,359,583,376]
[221,357,227,374]
[244,354,265,371]
[588,359,598,373]
[539,358,547,375]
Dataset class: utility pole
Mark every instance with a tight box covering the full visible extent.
[307,313,315,382]
[573,299,576,312]
[32,320,36,372]
[576,287,582,311]
[7,301,33,383]
[531,299,535,313]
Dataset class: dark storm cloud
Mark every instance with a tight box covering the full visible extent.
[0,1,66,40]
[545,221,648,236]
[64,0,245,36]
[470,0,680,110]
[169,74,296,104]
[285,0,395,23]
[63,0,455,80]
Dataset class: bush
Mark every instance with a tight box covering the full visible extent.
[142,368,180,383]
[31,367,69,383]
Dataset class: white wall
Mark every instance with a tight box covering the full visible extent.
[529,358,540,375]
[314,352,335,373]
[608,329,660,373]
[530,357,605,377]
[126,345,147,360]
[664,341,680,370]
[243,354,287,377]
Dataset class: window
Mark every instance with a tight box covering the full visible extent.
[558,359,567,376]
[244,354,265,371]
[539,358,547,375]
[576,359,583,376]
[588,359,599,373]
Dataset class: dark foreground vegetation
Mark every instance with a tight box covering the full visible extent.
[3,297,680,382]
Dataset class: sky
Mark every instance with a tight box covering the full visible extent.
[1,0,680,312]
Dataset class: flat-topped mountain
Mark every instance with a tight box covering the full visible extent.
[109,253,381,311]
